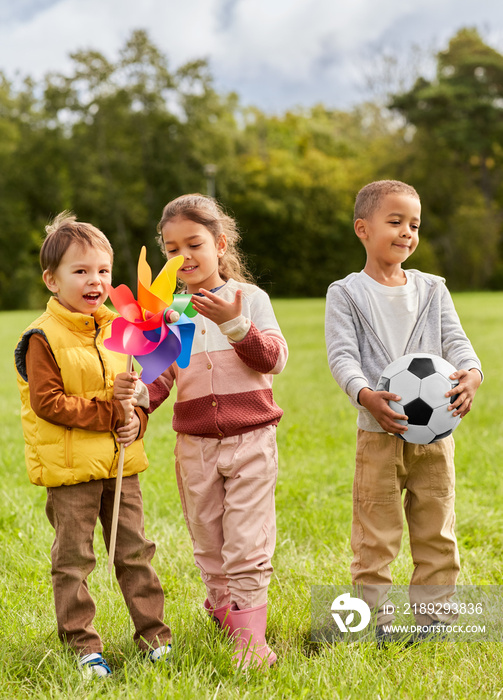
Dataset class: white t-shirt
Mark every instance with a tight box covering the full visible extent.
[359,270,418,360]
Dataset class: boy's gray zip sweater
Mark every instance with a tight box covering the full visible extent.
[325,269,483,432]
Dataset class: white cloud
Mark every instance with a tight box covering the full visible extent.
[0,0,220,78]
[0,0,502,110]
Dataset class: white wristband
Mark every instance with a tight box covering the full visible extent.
[218,315,251,342]
[133,380,150,409]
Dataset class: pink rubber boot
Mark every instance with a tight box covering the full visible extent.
[203,598,231,632]
[227,603,277,669]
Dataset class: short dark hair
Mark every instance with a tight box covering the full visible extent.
[40,211,113,272]
[354,180,420,222]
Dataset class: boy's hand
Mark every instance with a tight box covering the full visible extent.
[116,412,140,446]
[119,398,135,427]
[190,288,243,325]
[114,371,138,400]
[446,368,482,417]
[358,387,408,435]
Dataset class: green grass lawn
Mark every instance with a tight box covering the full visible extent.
[0,293,502,699]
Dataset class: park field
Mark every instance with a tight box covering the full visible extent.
[0,293,502,699]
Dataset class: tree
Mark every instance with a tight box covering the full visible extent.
[221,105,392,296]
[389,28,503,288]
[1,27,502,309]
[0,74,66,309]
[41,31,241,288]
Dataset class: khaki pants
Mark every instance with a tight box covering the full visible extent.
[46,475,171,654]
[175,426,278,610]
[351,430,460,625]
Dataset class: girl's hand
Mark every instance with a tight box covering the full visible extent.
[114,371,138,400]
[358,387,408,434]
[116,411,140,446]
[446,368,482,417]
[190,288,243,325]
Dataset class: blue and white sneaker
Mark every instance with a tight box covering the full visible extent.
[79,652,112,678]
[148,644,172,662]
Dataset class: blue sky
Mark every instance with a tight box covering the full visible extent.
[1,0,503,112]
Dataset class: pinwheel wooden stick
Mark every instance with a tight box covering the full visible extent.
[104,246,197,575]
[107,354,133,575]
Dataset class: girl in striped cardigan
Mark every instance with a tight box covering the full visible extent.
[117,194,288,668]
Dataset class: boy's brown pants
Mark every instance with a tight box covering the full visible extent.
[351,430,460,626]
[46,475,171,654]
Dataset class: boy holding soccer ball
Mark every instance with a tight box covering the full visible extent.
[325,180,482,643]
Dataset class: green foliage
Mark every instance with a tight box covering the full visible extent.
[391,28,503,166]
[389,28,503,289]
[2,295,503,697]
[1,28,503,308]
[222,108,367,295]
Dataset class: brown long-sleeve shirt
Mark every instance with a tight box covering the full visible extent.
[25,332,148,437]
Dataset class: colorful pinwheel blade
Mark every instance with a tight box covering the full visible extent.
[106,283,143,323]
[137,246,184,315]
[134,332,182,384]
[105,247,197,383]
[174,317,196,368]
[150,255,184,302]
[104,316,168,356]
[171,294,198,318]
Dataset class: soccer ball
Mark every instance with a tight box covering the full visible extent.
[376,353,461,444]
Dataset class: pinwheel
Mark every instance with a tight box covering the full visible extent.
[104,245,197,384]
[104,246,197,574]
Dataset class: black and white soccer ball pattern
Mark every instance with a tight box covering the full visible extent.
[376,353,461,444]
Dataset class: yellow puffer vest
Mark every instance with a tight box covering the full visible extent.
[15,297,149,487]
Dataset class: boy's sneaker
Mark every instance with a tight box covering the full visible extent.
[148,644,172,663]
[375,625,413,649]
[79,652,112,678]
[418,620,447,642]
[375,625,400,648]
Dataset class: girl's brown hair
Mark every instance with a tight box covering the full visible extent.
[157,194,253,287]
[41,211,113,273]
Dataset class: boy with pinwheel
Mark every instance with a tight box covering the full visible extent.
[14,212,171,678]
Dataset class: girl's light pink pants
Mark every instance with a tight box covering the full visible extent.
[175,425,278,610]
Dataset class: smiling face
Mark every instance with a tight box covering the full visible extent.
[161,215,227,293]
[355,193,421,280]
[42,242,112,315]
